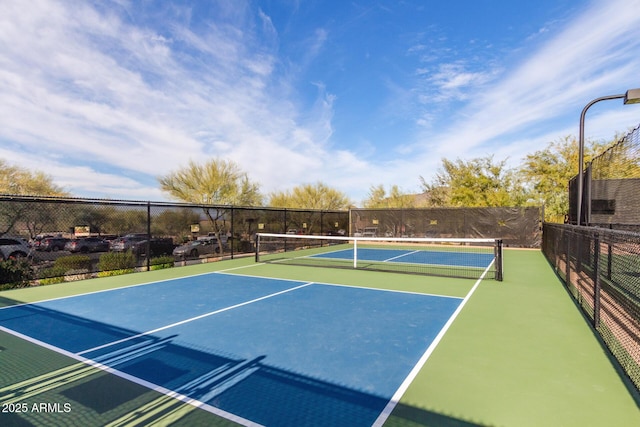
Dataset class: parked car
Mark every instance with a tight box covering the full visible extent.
[38,236,70,251]
[65,237,110,253]
[110,234,148,252]
[361,227,378,237]
[30,234,53,250]
[0,236,32,260]
[131,238,175,257]
[173,237,222,258]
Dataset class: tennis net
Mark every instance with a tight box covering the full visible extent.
[255,233,503,280]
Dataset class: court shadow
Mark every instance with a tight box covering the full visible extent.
[72,334,488,426]
[0,295,26,308]
[0,302,488,427]
[388,402,487,426]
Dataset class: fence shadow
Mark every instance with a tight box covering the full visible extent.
[0,302,488,426]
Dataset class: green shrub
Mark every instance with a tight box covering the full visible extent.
[35,255,92,286]
[150,256,175,270]
[0,259,34,289]
[98,252,137,275]
[54,255,92,271]
[97,269,135,277]
[38,265,68,285]
[39,275,65,285]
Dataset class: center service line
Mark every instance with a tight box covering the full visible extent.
[77,281,314,356]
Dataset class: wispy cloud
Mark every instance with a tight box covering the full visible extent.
[415,0,640,161]
[0,0,340,199]
[418,62,500,102]
[372,0,640,195]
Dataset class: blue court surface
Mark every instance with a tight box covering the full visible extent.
[0,272,463,426]
[311,247,494,268]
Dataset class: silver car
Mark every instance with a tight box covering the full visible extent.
[110,234,148,252]
[173,238,221,258]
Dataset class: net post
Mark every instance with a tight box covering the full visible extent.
[495,239,503,281]
[146,201,151,272]
[353,238,358,269]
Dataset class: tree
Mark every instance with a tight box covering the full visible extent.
[268,182,351,210]
[420,155,527,207]
[0,159,67,196]
[518,136,612,221]
[158,159,263,206]
[0,159,68,236]
[158,159,263,239]
[589,131,640,180]
[152,209,202,241]
[363,185,416,208]
[268,182,352,234]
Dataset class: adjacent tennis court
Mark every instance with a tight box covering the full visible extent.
[310,247,494,267]
[1,247,639,427]
[255,233,503,280]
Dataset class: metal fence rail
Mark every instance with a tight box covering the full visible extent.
[0,195,348,283]
[542,222,640,393]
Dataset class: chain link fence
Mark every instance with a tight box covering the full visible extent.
[542,223,640,393]
[350,207,541,247]
[0,195,348,286]
[569,123,640,226]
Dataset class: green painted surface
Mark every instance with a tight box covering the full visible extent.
[386,250,640,426]
[1,250,638,426]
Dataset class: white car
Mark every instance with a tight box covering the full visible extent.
[361,227,378,237]
[0,236,32,260]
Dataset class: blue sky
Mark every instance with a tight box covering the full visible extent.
[1,0,640,205]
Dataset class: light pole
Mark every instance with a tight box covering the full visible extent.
[576,88,640,225]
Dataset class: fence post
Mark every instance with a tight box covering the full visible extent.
[254,233,260,262]
[146,201,151,271]
[283,209,288,234]
[593,232,601,328]
[607,224,613,280]
[565,228,571,289]
[576,229,582,274]
[231,207,234,260]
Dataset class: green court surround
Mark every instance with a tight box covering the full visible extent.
[1,249,638,426]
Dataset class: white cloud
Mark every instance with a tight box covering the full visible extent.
[0,0,346,201]
[427,62,498,96]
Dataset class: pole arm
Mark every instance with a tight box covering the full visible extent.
[576,94,624,225]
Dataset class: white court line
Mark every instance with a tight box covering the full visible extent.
[0,271,222,310]
[217,269,467,300]
[310,281,464,300]
[76,281,314,356]
[383,250,421,262]
[0,262,268,311]
[371,259,495,427]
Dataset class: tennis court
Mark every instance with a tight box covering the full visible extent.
[255,234,502,280]
[1,246,639,426]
